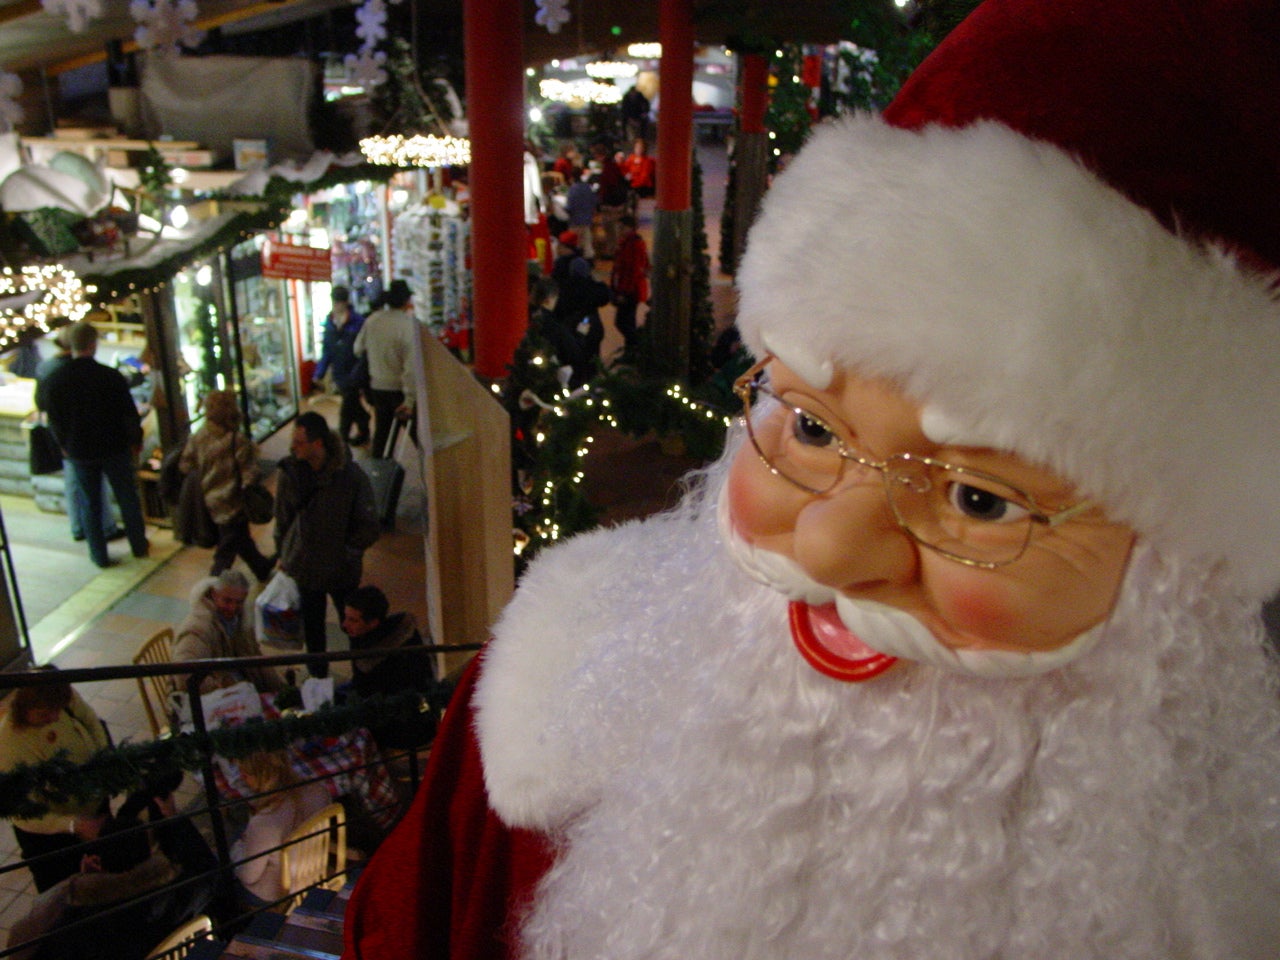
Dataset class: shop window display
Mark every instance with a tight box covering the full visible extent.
[173,258,237,429]
[228,238,299,441]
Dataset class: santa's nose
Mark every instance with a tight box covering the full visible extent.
[790,484,919,592]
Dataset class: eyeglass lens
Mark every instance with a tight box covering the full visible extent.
[743,386,1038,565]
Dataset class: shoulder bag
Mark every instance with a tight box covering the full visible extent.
[28,422,63,475]
[233,432,275,525]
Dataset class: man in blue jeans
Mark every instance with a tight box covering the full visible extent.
[41,321,149,568]
[34,327,124,544]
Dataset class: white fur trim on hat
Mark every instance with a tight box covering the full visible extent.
[737,113,1280,600]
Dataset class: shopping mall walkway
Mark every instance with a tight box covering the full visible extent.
[0,393,432,942]
[0,139,737,941]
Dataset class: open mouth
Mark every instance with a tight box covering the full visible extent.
[788,601,898,682]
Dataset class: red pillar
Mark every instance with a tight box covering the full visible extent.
[648,0,695,373]
[655,0,693,213]
[730,52,771,270]
[740,54,769,133]
[465,0,526,379]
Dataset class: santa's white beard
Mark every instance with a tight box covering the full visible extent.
[508,449,1280,960]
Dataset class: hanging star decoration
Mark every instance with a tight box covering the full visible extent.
[535,0,570,34]
[0,73,23,132]
[130,0,205,54]
[40,0,103,33]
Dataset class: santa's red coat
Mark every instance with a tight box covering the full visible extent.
[343,654,553,960]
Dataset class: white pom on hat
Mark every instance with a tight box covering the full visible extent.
[737,0,1280,599]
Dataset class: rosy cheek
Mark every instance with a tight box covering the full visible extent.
[937,586,1021,647]
[725,450,793,540]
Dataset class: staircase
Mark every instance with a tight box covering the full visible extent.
[188,881,355,959]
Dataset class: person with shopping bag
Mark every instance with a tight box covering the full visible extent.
[274,412,380,679]
[179,389,276,582]
[172,570,283,697]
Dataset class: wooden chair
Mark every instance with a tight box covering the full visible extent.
[144,914,212,960]
[281,803,347,908]
[133,628,175,738]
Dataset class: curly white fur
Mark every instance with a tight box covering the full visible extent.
[480,441,1280,960]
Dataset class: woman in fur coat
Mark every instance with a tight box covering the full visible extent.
[179,389,274,582]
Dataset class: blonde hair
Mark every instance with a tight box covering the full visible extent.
[238,750,299,807]
[202,389,241,431]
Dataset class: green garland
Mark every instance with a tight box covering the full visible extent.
[0,687,448,821]
[84,205,287,305]
[508,363,732,568]
[687,155,716,385]
[83,164,396,305]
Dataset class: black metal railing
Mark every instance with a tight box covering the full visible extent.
[0,643,479,960]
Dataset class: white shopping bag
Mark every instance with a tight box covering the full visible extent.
[254,569,303,650]
[201,680,265,728]
[301,676,335,712]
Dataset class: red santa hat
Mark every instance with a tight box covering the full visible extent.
[736,0,1280,600]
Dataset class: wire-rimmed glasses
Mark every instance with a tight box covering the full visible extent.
[733,358,1094,568]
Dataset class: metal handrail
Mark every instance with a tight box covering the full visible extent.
[0,642,483,690]
[0,643,481,960]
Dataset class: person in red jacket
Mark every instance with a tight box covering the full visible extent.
[619,139,656,199]
[609,215,649,350]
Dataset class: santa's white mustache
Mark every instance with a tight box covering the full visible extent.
[716,491,1108,679]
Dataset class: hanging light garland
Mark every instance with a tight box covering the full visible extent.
[360,133,471,168]
[585,60,638,79]
[627,43,662,59]
[0,265,94,349]
[538,78,623,105]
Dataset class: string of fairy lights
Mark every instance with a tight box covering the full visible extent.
[496,372,734,558]
[360,134,472,168]
[0,265,95,352]
[0,214,281,354]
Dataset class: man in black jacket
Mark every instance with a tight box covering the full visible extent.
[340,584,437,751]
[276,412,380,678]
[41,322,149,568]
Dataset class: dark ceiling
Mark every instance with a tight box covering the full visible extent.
[1,0,854,77]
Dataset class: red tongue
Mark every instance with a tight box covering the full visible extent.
[788,601,898,683]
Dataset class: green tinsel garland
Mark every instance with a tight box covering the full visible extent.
[84,206,287,305]
[84,164,397,306]
[0,687,449,821]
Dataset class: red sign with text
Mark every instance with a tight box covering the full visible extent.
[261,239,332,282]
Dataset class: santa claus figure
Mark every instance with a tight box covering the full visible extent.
[344,1,1280,957]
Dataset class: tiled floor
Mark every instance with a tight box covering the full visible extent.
[0,394,432,949]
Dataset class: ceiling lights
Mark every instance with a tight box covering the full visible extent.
[585,60,638,79]
[539,78,623,105]
[360,134,472,168]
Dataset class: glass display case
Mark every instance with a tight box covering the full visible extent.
[227,237,300,441]
[172,255,238,429]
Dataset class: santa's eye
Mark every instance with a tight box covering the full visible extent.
[790,408,839,448]
[946,481,1031,524]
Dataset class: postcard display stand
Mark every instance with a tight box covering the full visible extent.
[391,202,471,345]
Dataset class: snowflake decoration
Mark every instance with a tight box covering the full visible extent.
[130,0,205,54]
[345,49,388,90]
[354,0,388,48]
[40,0,103,33]
[0,73,23,132]
[534,0,570,34]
